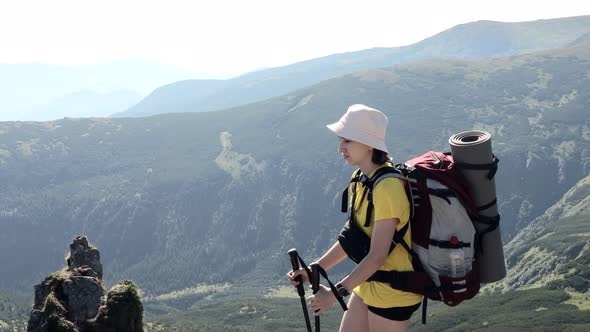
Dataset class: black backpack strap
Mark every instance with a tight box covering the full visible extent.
[454,154,500,180]
[342,166,411,251]
[341,187,348,213]
[390,222,409,252]
[362,166,407,227]
[477,198,497,212]
[475,214,501,254]
[368,270,432,293]
[362,176,374,227]
[366,269,430,324]
[429,239,470,249]
[341,169,362,213]
[421,297,428,324]
[371,166,410,187]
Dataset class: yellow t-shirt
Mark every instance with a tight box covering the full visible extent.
[350,162,423,308]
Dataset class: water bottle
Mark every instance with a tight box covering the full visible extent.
[449,249,465,278]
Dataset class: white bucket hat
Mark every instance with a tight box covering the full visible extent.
[326,104,389,154]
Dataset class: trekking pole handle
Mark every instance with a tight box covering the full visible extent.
[288,248,305,297]
[288,248,313,332]
[310,262,320,295]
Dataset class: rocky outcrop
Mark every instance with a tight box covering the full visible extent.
[86,280,143,332]
[27,236,143,332]
[67,236,103,280]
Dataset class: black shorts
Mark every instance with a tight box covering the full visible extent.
[367,302,421,321]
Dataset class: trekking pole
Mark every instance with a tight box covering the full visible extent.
[310,262,321,332]
[288,249,312,332]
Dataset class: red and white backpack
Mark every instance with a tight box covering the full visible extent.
[338,151,486,323]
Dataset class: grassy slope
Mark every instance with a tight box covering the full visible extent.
[142,287,590,332]
[499,175,590,292]
[4,284,588,331]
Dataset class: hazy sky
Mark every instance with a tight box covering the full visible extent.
[1,0,589,78]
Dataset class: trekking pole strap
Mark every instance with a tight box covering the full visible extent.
[294,252,348,311]
[315,264,348,311]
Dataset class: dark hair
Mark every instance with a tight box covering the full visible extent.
[372,149,390,165]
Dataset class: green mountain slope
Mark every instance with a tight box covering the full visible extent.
[0,290,29,331]
[500,174,590,292]
[116,15,590,117]
[0,38,589,295]
[143,174,590,331]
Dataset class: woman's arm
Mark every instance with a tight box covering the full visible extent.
[316,240,348,271]
[337,218,398,292]
[307,218,398,315]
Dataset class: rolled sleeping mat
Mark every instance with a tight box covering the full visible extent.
[449,130,506,283]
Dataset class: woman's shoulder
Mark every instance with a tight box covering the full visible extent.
[373,177,407,198]
[375,176,405,189]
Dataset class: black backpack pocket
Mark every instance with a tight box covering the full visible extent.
[338,218,371,264]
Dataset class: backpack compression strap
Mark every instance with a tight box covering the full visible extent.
[453,154,501,253]
[453,154,499,180]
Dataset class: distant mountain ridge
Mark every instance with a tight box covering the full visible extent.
[29,90,142,120]
[0,60,196,121]
[118,79,226,116]
[116,15,590,117]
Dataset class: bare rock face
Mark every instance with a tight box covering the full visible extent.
[60,276,104,323]
[67,236,103,280]
[27,236,143,332]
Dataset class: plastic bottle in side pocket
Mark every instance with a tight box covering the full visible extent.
[449,249,465,278]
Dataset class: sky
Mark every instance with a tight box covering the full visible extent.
[1,0,589,78]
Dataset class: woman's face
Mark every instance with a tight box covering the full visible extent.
[338,137,372,166]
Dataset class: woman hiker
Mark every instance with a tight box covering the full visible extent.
[287,104,422,332]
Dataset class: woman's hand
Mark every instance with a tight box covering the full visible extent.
[307,284,336,316]
[287,268,309,286]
